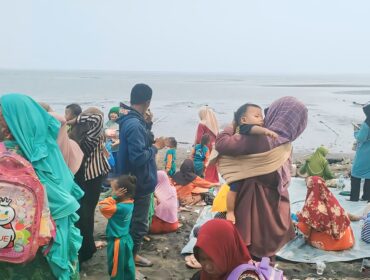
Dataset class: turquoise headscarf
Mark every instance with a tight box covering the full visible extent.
[0,94,83,279]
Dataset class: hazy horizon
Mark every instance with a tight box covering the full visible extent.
[1,1,370,74]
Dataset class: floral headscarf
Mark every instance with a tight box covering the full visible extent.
[297,176,350,239]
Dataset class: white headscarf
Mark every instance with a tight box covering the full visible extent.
[198,106,219,136]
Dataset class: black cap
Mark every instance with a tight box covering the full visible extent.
[130,84,152,105]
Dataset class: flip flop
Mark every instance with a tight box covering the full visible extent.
[135,255,153,267]
[339,191,351,196]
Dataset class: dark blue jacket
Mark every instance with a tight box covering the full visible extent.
[116,108,158,196]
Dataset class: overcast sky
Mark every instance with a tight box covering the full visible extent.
[1,0,370,74]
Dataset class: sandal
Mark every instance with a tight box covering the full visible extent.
[95,240,107,249]
[135,255,153,267]
[136,270,147,280]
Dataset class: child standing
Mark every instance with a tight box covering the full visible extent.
[226,103,278,224]
[192,134,210,177]
[99,175,136,280]
[164,137,177,177]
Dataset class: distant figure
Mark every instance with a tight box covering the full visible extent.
[105,106,120,175]
[99,175,137,280]
[299,146,334,180]
[297,176,354,251]
[195,106,219,183]
[192,134,210,177]
[116,84,165,268]
[164,137,177,177]
[65,103,82,122]
[350,102,370,202]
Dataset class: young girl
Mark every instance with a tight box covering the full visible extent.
[192,134,210,177]
[99,175,136,280]
[226,103,278,224]
[164,137,177,176]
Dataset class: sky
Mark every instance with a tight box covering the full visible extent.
[1,0,370,74]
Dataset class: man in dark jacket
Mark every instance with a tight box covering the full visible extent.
[117,83,165,267]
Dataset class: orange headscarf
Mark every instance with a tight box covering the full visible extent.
[297,176,350,239]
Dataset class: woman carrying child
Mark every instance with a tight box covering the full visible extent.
[215,96,308,258]
[192,134,210,177]
[99,175,136,280]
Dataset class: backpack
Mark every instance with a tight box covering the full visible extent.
[0,143,54,263]
[227,257,284,280]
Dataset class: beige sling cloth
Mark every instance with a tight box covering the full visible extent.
[215,143,292,184]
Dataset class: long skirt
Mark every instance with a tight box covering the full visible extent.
[234,175,295,258]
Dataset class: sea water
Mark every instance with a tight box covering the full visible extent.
[1,69,370,153]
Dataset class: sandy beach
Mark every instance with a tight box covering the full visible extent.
[80,147,368,280]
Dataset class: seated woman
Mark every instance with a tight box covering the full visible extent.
[172,159,216,206]
[191,219,258,280]
[150,171,179,234]
[297,176,354,251]
[299,146,334,180]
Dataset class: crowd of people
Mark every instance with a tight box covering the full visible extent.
[0,85,369,280]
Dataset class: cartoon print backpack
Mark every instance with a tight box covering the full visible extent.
[0,143,54,263]
[227,257,284,280]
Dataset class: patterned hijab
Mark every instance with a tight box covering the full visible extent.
[264,96,308,194]
[297,176,350,239]
[198,106,219,136]
[264,96,308,147]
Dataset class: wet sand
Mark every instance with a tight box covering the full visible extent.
[79,147,369,280]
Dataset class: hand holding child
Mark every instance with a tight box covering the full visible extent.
[263,128,278,139]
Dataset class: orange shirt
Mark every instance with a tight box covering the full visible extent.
[174,176,214,202]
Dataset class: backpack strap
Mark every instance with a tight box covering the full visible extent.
[226,263,260,280]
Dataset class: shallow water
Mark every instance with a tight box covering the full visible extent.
[1,70,370,153]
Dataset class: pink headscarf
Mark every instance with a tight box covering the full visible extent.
[198,106,219,136]
[265,96,308,194]
[49,112,84,174]
[154,171,178,223]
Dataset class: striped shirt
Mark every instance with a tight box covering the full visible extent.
[361,214,370,243]
[77,114,110,181]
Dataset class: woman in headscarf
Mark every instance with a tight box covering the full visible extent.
[0,94,83,279]
[172,159,216,206]
[350,102,370,201]
[69,107,111,263]
[39,102,84,175]
[149,171,179,234]
[195,106,219,183]
[299,146,334,180]
[215,96,308,258]
[297,176,354,251]
[192,219,253,280]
